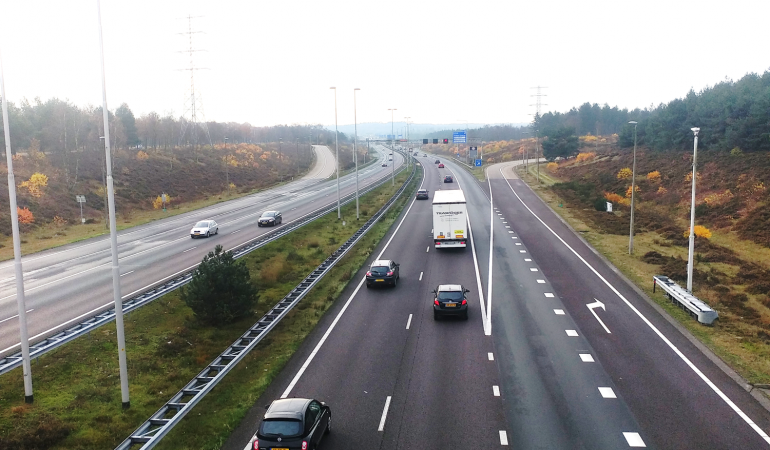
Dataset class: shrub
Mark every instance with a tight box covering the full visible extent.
[576,152,596,163]
[730,146,743,156]
[547,162,558,172]
[17,206,34,224]
[617,168,632,179]
[646,171,661,182]
[604,192,624,203]
[19,172,48,197]
[153,195,172,209]
[625,185,641,198]
[683,225,712,239]
[181,245,258,325]
[136,150,149,160]
[657,186,668,195]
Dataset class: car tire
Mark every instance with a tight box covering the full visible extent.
[325,416,331,435]
[392,277,397,287]
[205,231,210,238]
[463,311,469,320]
[434,311,439,321]
[215,228,219,235]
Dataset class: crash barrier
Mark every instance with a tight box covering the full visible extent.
[115,159,417,449]
[0,157,411,377]
[652,275,718,325]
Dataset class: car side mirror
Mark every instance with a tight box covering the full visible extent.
[320,401,326,406]
[464,289,470,293]
[431,289,437,294]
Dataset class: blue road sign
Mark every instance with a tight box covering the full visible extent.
[475,159,482,167]
[456,153,460,157]
[452,131,467,143]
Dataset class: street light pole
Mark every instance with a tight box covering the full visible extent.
[687,127,700,292]
[1,46,34,404]
[354,88,360,220]
[389,108,397,186]
[628,121,638,254]
[97,0,129,408]
[224,137,229,189]
[331,87,340,219]
[404,117,411,170]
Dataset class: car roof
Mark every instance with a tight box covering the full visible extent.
[261,210,278,215]
[417,188,428,192]
[437,284,463,291]
[264,398,311,420]
[371,259,393,266]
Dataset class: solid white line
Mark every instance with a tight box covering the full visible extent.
[120,271,134,277]
[378,396,392,431]
[486,175,494,335]
[500,430,509,445]
[406,314,412,330]
[493,385,500,396]
[623,432,646,447]
[488,352,494,361]
[419,271,423,281]
[501,174,770,444]
[467,212,489,335]
[183,247,196,253]
[0,309,33,324]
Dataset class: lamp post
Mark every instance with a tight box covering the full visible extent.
[388,108,397,186]
[687,127,700,292]
[404,116,411,170]
[628,121,638,254]
[224,137,229,189]
[330,87,340,219]
[1,46,34,404]
[354,88,360,220]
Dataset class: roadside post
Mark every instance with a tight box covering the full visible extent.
[76,195,86,223]
[162,193,167,212]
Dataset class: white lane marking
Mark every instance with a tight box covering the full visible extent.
[623,432,646,447]
[537,279,545,284]
[520,250,527,253]
[120,271,134,277]
[292,207,297,210]
[508,231,514,234]
[500,430,509,445]
[493,385,500,396]
[486,175,494,335]
[231,229,241,234]
[378,396,392,431]
[280,171,425,400]
[463,186,490,336]
[544,293,554,298]
[515,243,522,246]
[530,268,538,272]
[512,237,518,239]
[406,314,413,330]
[554,309,565,315]
[524,258,531,261]
[566,330,579,337]
[183,247,197,253]
[501,169,770,444]
[505,226,510,229]
[488,352,494,361]
[579,353,595,362]
[588,299,612,334]
[419,271,423,281]
[599,387,617,398]
[0,309,34,324]
[426,247,429,253]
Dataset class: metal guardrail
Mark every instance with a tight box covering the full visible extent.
[116,158,417,449]
[0,161,408,376]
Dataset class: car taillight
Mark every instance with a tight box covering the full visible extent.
[302,441,308,450]
[366,271,371,276]
[436,242,441,245]
[461,241,466,245]
[461,299,467,305]
[252,438,258,449]
[434,299,439,306]
[387,271,394,276]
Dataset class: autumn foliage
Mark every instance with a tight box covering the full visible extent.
[617,167,632,179]
[547,162,558,172]
[17,207,34,224]
[19,172,48,197]
[604,192,624,203]
[136,151,149,160]
[152,195,172,209]
[576,152,596,163]
[646,171,661,182]
[683,225,712,239]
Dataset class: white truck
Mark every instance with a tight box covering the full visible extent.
[432,189,467,248]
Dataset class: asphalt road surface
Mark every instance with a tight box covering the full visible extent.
[0,145,403,356]
[225,154,770,450]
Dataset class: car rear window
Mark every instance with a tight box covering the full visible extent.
[259,419,302,437]
[438,291,463,301]
[370,266,389,275]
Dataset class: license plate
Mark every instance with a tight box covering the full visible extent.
[272,448,289,450]
[445,303,456,308]
[376,279,385,282]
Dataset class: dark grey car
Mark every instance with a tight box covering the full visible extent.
[254,398,330,450]
[258,210,282,227]
[366,259,400,287]
[433,284,469,320]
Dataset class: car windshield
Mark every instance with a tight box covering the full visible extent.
[194,221,209,228]
[418,190,427,194]
[259,419,302,437]
[438,291,463,301]
[261,212,275,218]
[370,266,390,275]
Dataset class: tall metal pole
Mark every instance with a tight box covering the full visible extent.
[97,0,129,408]
[404,117,411,170]
[628,121,638,254]
[224,137,229,188]
[330,87,340,219]
[354,88,360,220]
[389,108,396,185]
[687,127,700,292]
[1,47,34,404]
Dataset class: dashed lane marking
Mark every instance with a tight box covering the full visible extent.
[554,309,565,315]
[493,385,500,396]
[406,314,413,330]
[537,280,545,284]
[378,396,392,431]
[544,293,554,298]
[488,352,494,361]
[623,432,646,447]
[566,330,579,336]
[120,271,134,277]
[182,247,196,253]
[579,353,595,362]
[599,387,617,398]
[530,268,538,272]
[500,430,509,446]
[419,271,423,281]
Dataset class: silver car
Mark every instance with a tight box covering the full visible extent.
[190,220,219,238]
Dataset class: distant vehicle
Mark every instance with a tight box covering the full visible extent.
[254,398,331,450]
[433,284,470,320]
[434,159,441,164]
[190,220,218,238]
[366,259,400,288]
[423,153,427,157]
[382,163,388,167]
[389,157,393,161]
[416,188,429,200]
[444,175,453,183]
[433,190,467,248]
[438,163,445,168]
[258,211,282,227]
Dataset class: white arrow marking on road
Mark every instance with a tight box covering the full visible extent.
[587,298,611,334]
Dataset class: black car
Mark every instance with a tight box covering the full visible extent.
[366,259,400,287]
[444,175,453,183]
[434,159,441,164]
[433,284,469,320]
[258,210,282,226]
[382,163,388,167]
[416,189,429,200]
[254,398,330,450]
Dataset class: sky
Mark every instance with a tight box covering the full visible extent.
[0,0,768,129]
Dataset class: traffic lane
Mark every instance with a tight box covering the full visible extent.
[382,246,505,449]
[490,211,645,449]
[490,177,770,449]
[223,164,432,450]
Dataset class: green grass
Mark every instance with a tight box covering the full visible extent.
[0,167,420,449]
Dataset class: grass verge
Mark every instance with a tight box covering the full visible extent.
[0,167,419,449]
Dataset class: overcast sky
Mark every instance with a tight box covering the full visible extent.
[1,0,767,129]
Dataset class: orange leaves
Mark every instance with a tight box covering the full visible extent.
[19,172,48,197]
[625,185,641,198]
[136,150,149,160]
[546,162,558,172]
[704,189,734,206]
[152,195,171,210]
[646,171,661,182]
[604,192,624,203]
[684,225,712,239]
[17,207,34,224]
[657,186,668,195]
[617,168,632,179]
[576,152,596,163]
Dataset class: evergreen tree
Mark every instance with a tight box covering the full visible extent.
[542,127,579,160]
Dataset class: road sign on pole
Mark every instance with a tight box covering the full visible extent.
[76,195,86,223]
[452,131,467,143]
[475,159,482,167]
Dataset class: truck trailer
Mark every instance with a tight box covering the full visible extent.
[432,189,467,248]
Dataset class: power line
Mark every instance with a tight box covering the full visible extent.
[177,15,212,151]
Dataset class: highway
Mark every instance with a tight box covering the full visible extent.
[0,145,404,356]
[225,154,770,449]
